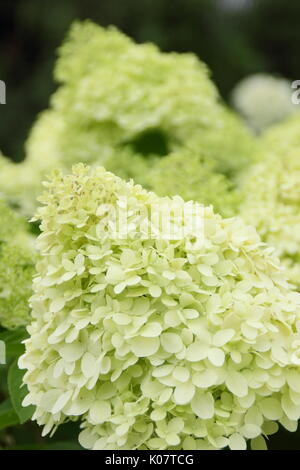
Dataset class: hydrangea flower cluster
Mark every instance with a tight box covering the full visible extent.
[231,74,297,133]
[240,114,300,288]
[0,22,255,216]
[263,112,300,153]
[0,199,36,329]
[20,164,300,450]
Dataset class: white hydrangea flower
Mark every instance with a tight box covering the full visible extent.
[20,164,300,450]
[232,74,298,133]
[0,198,36,329]
[240,113,300,288]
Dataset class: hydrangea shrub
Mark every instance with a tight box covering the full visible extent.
[0,21,256,216]
[0,199,36,329]
[240,113,300,288]
[231,74,297,133]
[20,164,300,450]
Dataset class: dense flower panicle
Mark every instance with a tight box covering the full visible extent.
[240,114,300,288]
[262,112,300,153]
[0,21,255,216]
[0,199,36,329]
[20,164,300,450]
[231,74,297,133]
[147,150,240,218]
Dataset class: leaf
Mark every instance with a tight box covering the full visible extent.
[7,358,34,424]
[251,436,267,451]
[0,398,19,430]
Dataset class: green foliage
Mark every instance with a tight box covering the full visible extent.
[2,0,300,163]
[0,328,31,447]
[51,21,255,180]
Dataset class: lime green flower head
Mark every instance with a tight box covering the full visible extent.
[232,74,297,133]
[0,199,36,329]
[1,21,255,216]
[240,114,300,288]
[0,153,45,217]
[51,21,255,177]
[147,150,240,218]
[20,164,300,450]
[262,112,300,153]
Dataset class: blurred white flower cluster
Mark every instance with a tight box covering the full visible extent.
[0,21,300,452]
[19,165,300,450]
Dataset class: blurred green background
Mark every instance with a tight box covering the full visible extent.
[0,0,300,162]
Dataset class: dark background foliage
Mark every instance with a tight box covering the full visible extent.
[0,0,300,450]
[0,0,299,161]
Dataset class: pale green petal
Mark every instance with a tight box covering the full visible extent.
[229,433,247,451]
[161,333,183,354]
[191,392,214,419]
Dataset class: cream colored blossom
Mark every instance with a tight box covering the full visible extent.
[0,199,36,329]
[147,150,240,217]
[240,113,300,288]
